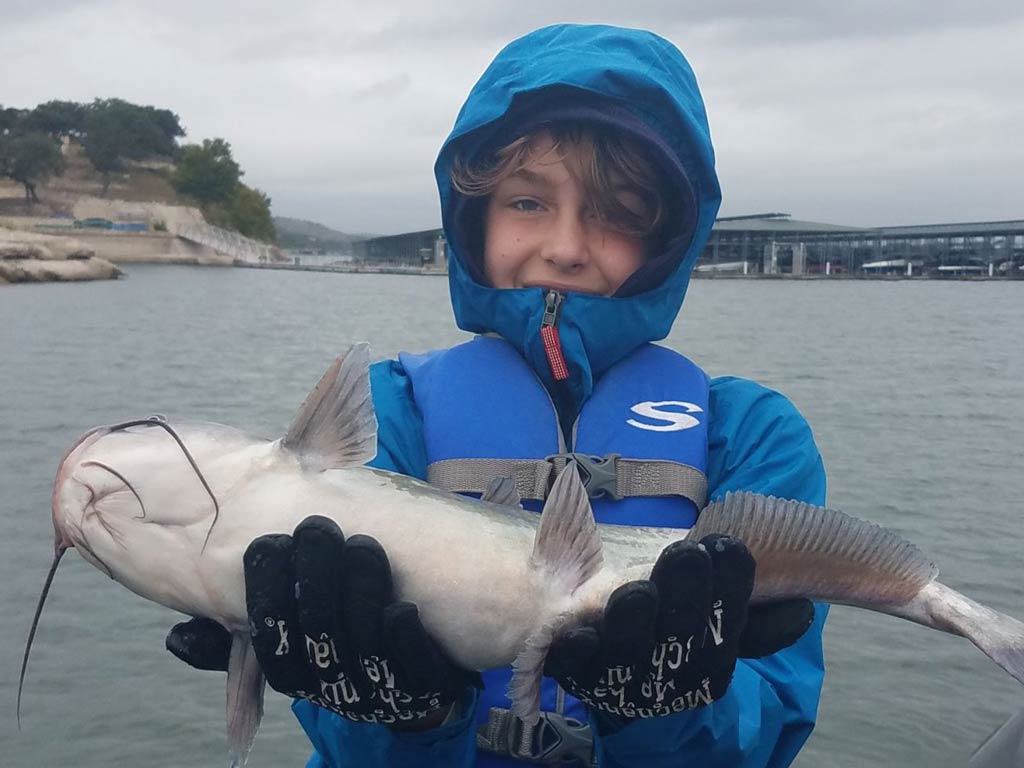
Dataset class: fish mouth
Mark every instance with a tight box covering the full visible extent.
[51,427,109,554]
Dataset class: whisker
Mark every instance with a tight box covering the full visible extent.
[80,461,147,520]
[19,546,67,728]
[108,416,221,551]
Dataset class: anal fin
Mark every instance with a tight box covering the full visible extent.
[510,464,603,724]
[227,631,266,768]
[530,462,602,592]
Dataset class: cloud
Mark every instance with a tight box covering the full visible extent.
[1,1,1021,232]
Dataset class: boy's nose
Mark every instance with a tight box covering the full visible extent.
[541,210,590,271]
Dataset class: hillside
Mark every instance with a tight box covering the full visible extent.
[273,216,370,251]
[0,141,184,219]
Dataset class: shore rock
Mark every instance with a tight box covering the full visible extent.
[0,256,122,284]
[0,227,120,284]
[0,227,95,259]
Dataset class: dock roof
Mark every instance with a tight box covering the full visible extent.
[711,214,1024,237]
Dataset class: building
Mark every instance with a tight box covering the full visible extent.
[700,214,1024,277]
[352,229,447,269]
[356,215,1024,276]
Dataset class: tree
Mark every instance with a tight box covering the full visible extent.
[0,106,27,135]
[228,184,276,242]
[0,132,64,203]
[203,183,276,243]
[81,106,127,193]
[142,106,185,148]
[26,100,86,139]
[81,99,180,192]
[172,138,241,204]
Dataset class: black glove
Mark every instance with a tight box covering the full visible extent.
[166,616,231,671]
[543,534,815,720]
[168,515,477,728]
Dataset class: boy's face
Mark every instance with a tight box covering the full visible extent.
[482,132,647,296]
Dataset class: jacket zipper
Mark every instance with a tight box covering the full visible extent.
[540,290,569,381]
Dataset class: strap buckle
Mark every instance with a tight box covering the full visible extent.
[477,707,595,765]
[547,452,621,500]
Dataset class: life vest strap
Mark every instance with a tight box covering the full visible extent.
[427,454,707,507]
[428,457,555,501]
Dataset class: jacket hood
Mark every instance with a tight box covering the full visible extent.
[434,24,721,413]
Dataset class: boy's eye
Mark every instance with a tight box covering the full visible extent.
[511,199,543,213]
[614,189,650,220]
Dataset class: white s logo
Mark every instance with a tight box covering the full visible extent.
[627,401,703,432]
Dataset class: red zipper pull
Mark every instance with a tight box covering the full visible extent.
[540,290,569,381]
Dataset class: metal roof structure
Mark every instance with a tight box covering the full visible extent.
[872,219,1024,237]
[711,213,1024,237]
[712,215,860,234]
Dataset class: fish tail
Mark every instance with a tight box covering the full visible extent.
[969,606,1024,686]
[914,581,1024,687]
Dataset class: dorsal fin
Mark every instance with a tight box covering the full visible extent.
[481,476,522,508]
[282,344,378,471]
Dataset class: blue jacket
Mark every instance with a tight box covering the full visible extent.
[293,22,828,768]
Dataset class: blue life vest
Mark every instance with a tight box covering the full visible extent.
[399,335,710,765]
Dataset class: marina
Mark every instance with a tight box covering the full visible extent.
[258,214,1024,279]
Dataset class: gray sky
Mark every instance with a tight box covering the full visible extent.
[3,1,1022,234]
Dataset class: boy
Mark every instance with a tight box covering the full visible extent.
[170,23,828,767]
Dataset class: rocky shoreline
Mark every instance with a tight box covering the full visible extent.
[0,256,122,284]
[0,228,122,284]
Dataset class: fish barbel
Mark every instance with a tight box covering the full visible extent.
[21,344,1024,766]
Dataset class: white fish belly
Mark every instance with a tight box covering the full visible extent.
[200,466,554,670]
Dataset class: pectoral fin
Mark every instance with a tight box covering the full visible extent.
[226,631,265,768]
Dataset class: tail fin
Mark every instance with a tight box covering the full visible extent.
[969,605,1024,687]
[922,581,1024,687]
[969,705,1024,766]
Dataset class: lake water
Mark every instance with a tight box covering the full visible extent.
[2,265,1022,767]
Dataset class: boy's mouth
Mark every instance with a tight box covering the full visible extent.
[521,281,605,295]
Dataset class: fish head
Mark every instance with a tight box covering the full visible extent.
[51,418,267,610]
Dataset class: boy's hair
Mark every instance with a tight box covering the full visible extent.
[451,122,666,241]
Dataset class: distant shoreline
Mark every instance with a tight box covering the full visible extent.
[234,260,447,277]
[234,260,1021,281]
